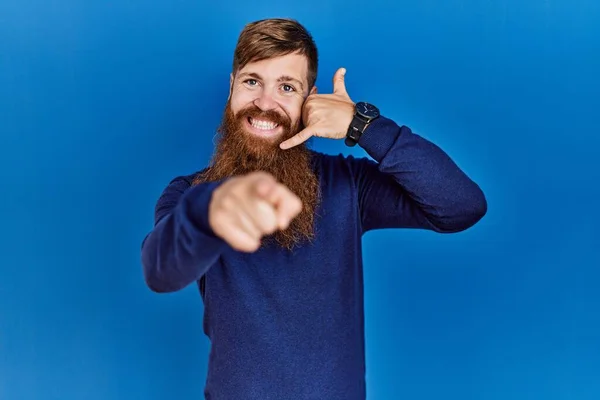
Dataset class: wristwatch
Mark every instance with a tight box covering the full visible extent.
[345,101,380,147]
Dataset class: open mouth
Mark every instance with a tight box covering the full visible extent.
[247,117,279,131]
[247,117,279,134]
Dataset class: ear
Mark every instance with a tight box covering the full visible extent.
[309,85,317,95]
[228,73,234,100]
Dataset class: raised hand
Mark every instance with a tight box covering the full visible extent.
[279,67,355,150]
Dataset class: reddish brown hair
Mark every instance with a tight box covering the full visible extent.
[232,18,318,89]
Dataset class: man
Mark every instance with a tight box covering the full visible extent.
[141,17,487,400]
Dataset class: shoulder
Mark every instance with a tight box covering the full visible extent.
[160,168,209,193]
[152,168,207,224]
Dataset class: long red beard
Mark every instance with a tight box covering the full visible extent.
[192,101,321,250]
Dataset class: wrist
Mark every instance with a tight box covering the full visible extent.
[188,180,227,237]
[356,115,403,161]
[345,102,380,147]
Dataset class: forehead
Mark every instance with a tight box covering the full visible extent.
[238,53,309,83]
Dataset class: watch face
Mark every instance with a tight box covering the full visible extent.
[356,102,379,119]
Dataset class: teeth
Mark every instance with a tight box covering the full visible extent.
[250,118,278,130]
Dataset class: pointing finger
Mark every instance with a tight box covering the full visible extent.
[279,127,314,150]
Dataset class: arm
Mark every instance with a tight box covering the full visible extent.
[353,115,487,233]
[275,68,486,233]
[140,175,229,293]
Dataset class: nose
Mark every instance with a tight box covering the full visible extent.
[254,88,277,111]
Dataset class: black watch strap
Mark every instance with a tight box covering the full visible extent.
[345,102,380,147]
[345,115,369,147]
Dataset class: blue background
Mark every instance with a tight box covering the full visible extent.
[1,0,599,399]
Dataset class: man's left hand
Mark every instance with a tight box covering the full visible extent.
[279,67,355,150]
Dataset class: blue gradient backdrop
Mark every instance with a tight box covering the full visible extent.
[1,1,599,399]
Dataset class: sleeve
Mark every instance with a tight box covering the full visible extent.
[351,115,487,234]
[140,175,230,293]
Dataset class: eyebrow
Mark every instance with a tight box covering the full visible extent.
[238,72,304,91]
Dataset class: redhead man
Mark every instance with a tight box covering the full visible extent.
[141,17,487,400]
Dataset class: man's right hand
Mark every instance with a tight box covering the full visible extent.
[208,171,303,252]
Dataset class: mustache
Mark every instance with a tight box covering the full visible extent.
[235,105,292,128]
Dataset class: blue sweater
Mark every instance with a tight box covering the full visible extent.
[141,115,487,399]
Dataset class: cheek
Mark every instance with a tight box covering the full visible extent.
[230,91,254,112]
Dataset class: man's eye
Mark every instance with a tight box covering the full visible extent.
[245,79,257,86]
[282,84,295,92]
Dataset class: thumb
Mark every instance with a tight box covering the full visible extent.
[333,67,348,96]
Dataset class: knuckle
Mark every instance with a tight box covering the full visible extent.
[263,222,277,235]
[254,201,276,232]
[211,207,225,222]
[265,214,279,233]
[219,193,235,211]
